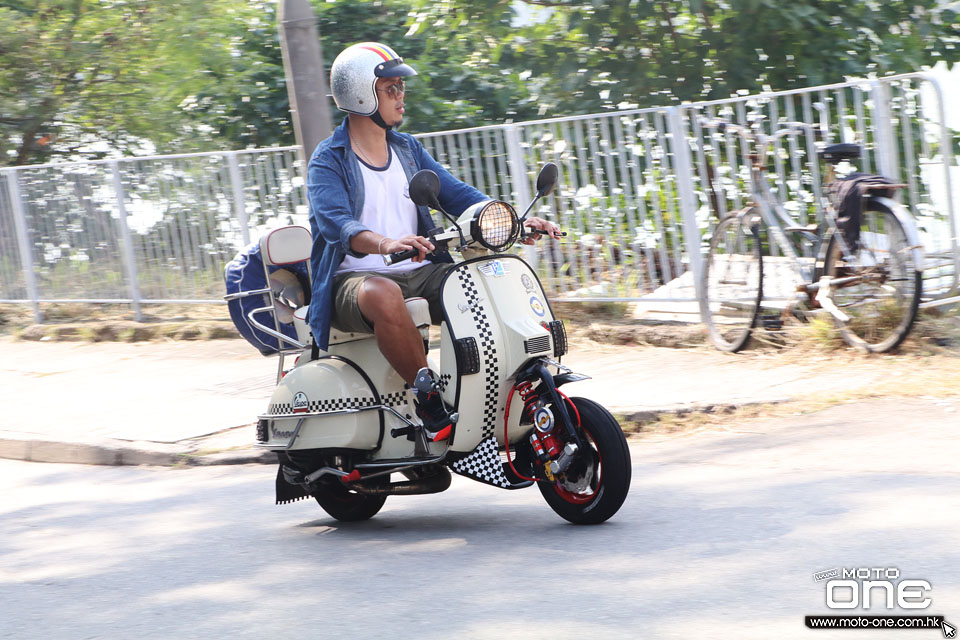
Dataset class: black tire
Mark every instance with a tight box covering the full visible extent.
[701,213,764,352]
[313,477,387,522]
[823,202,922,353]
[538,397,631,525]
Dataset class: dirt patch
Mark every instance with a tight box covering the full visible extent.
[3,300,958,358]
[1,303,239,344]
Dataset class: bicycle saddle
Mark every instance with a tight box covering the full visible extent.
[819,143,861,163]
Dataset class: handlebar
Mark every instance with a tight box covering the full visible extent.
[698,117,822,143]
[382,248,422,266]
[523,228,568,238]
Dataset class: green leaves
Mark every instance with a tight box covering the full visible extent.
[1,0,956,166]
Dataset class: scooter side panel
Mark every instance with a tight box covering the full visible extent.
[265,358,381,450]
[329,338,425,459]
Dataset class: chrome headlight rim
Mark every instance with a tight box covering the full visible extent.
[470,200,519,252]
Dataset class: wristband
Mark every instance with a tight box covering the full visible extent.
[378,237,388,255]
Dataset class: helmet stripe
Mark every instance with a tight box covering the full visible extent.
[360,43,398,62]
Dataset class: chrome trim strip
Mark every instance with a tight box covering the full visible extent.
[258,404,416,426]
[354,453,447,470]
[223,287,271,302]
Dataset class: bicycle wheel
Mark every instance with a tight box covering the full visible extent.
[823,201,922,352]
[701,214,764,352]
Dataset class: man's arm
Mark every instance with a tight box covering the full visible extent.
[307,160,370,258]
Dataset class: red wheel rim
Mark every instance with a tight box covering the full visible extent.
[552,423,603,505]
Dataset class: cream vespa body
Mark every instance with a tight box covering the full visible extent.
[232,163,631,525]
[258,253,557,456]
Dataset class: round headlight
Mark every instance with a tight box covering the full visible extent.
[471,201,518,251]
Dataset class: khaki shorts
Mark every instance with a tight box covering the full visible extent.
[331,262,454,333]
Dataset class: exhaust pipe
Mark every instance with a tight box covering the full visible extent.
[350,467,451,496]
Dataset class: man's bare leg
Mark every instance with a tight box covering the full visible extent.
[356,276,426,385]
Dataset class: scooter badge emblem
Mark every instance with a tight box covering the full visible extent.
[529,296,546,317]
[292,392,309,413]
[534,405,555,433]
[457,298,484,314]
[521,273,536,293]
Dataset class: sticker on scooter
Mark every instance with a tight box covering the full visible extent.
[478,260,508,277]
[521,273,536,294]
[292,392,309,413]
[529,296,546,317]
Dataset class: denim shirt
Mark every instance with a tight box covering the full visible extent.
[306,118,487,349]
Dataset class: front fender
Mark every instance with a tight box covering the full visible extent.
[871,196,925,269]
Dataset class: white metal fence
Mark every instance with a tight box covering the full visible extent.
[1,72,957,322]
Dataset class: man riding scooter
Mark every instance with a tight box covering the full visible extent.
[306,42,561,441]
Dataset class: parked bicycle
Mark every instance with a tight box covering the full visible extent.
[699,118,924,353]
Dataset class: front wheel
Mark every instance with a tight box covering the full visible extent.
[701,213,764,352]
[538,397,631,524]
[823,202,922,353]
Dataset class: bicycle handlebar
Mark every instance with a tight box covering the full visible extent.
[698,117,822,144]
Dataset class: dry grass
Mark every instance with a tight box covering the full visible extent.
[3,300,958,358]
[620,338,960,440]
[1,303,238,343]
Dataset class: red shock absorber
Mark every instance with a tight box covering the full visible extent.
[516,381,537,422]
[516,381,535,402]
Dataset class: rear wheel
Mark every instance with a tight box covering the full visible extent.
[538,397,631,525]
[823,203,921,353]
[701,213,764,352]
[313,477,387,522]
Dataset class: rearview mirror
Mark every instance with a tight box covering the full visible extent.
[536,163,558,198]
[409,170,442,209]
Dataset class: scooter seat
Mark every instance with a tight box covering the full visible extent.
[327,297,431,346]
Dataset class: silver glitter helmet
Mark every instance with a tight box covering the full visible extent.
[330,42,417,117]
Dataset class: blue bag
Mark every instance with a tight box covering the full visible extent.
[224,242,310,355]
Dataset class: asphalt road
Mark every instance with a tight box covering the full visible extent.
[2,396,959,639]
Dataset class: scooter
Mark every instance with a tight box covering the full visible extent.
[227,163,631,524]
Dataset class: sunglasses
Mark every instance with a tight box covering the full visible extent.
[377,80,406,100]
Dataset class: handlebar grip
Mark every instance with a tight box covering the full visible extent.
[382,248,419,266]
[526,228,568,237]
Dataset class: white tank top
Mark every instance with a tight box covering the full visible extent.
[336,148,426,275]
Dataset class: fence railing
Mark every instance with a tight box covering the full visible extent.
[1,72,957,323]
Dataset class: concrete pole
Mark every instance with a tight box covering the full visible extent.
[278,0,333,176]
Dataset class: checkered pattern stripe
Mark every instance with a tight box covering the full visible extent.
[456,269,500,439]
[451,437,512,488]
[438,373,452,392]
[381,390,410,409]
[268,396,377,415]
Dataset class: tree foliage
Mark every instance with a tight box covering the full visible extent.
[0,0,289,165]
[399,0,960,119]
[1,0,957,166]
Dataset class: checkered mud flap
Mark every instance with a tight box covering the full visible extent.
[450,437,526,489]
[275,453,311,505]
